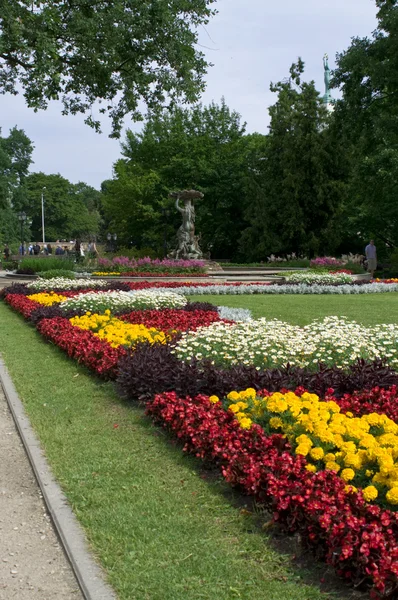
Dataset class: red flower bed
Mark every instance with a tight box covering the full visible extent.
[5,293,39,318]
[327,385,398,422]
[147,391,398,599]
[37,317,124,379]
[120,308,228,332]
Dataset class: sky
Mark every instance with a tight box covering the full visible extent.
[0,0,378,190]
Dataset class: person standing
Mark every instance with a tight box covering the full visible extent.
[3,244,10,260]
[365,239,377,278]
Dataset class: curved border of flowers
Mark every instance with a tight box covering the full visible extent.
[2,283,398,598]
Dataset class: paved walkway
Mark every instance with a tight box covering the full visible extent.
[0,385,83,600]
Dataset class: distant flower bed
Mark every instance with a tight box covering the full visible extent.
[285,271,354,285]
[97,256,206,274]
[92,271,208,278]
[310,256,344,268]
[154,282,398,295]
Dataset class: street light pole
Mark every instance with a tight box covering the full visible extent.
[18,211,27,256]
[41,186,46,244]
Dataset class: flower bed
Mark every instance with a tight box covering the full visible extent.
[146,390,398,599]
[3,280,398,597]
[174,316,398,371]
[97,256,206,275]
[155,282,398,295]
[92,271,209,278]
[59,290,188,314]
[285,271,354,284]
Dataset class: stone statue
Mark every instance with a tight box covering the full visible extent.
[322,53,333,107]
[168,189,204,260]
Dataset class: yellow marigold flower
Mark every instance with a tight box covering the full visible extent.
[364,413,383,427]
[340,468,355,482]
[362,486,378,502]
[227,391,240,401]
[239,417,252,430]
[386,487,398,505]
[344,453,362,470]
[240,388,256,400]
[269,417,283,430]
[295,444,311,457]
[345,411,354,418]
[309,447,324,461]
[209,395,219,404]
[266,395,288,413]
[296,434,313,446]
[27,292,67,306]
[325,401,340,413]
[365,469,374,477]
[324,453,336,462]
[325,461,341,473]
[228,404,240,414]
[305,464,317,473]
[344,485,358,494]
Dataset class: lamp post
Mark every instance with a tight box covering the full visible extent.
[107,232,117,253]
[41,186,46,244]
[18,211,27,255]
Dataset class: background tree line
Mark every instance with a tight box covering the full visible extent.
[1,0,396,261]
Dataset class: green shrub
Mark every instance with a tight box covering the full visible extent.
[19,256,75,272]
[37,270,76,279]
[1,259,18,270]
[97,246,160,260]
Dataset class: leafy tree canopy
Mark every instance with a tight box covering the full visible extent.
[240,60,349,260]
[0,0,217,137]
[332,0,398,250]
[0,126,33,209]
[24,172,100,241]
[109,100,253,258]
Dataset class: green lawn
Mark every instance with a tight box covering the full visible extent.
[0,301,347,600]
[190,293,398,325]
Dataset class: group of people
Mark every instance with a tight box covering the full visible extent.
[13,239,99,260]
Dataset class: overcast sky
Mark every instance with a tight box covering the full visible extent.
[0,0,378,189]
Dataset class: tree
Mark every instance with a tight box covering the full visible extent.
[240,60,349,260]
[24,173,100,241]
[0,126,33,209]
[332,0,398,251]
[0,0,217,137]
[107,100,252,258]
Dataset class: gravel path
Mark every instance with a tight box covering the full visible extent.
[0,385,83,600]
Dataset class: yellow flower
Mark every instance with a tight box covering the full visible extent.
[344,453,362,470]
[325,461,341,473]
[209,395,219,404]
[324,453,336,463]
[238,417,252,430]
[69,314,168,348]
[386,487,398,505]
[340,468,355,482]
[269,417,283,430]
[27,292,67,306]
[296,444,311,457]
[309,447,325,461]
[344,485,358,494]
[362,486,378,502]
[227,391,240,401]
[305,464,317,473]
